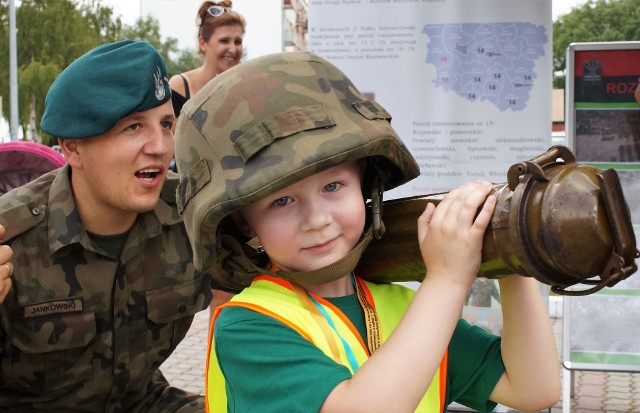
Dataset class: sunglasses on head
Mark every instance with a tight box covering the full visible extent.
[207,5,232,17]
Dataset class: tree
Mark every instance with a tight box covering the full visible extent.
[0,0,123,141]
[553,0,640,88]
[0,0,196,142]
[118,16,201,77]
[19,61,59,144]
[172,50,203,78]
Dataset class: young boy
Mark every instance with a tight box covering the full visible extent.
[174,52,560,413]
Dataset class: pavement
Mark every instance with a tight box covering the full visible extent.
[160,300,640,412]
[161,308,209,396]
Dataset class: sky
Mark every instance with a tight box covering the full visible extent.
[551,0,591,19]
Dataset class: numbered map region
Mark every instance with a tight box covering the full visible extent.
[422,23,547,111]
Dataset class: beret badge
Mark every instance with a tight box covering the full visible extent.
[154,66,167,101]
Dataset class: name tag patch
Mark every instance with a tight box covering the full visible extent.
[24,298,83,318]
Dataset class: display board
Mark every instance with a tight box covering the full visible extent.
[564,41,640,373]
[307,0,553,198]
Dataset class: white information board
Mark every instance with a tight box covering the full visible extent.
[308,0,553,198]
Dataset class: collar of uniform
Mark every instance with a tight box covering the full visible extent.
[117,193,182,262]
[46,167,182,258]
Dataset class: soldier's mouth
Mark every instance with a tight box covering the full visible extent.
[135,168,161,183]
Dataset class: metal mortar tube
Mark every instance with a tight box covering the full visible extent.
[356,152,638,295]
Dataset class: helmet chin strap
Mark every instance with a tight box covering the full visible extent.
[370,180,386,240]
[273,226,374,285]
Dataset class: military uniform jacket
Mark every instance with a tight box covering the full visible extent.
[0,166,211,412]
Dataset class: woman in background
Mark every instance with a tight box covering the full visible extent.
[170,0,245,310]
[170,0,246,117]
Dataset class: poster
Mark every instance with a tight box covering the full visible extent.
[564,41,640,372]
[567,43,640,226]
[308,0,553,197]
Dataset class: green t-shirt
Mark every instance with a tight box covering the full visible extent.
[214,287,504,413]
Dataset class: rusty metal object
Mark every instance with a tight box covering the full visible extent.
[356,146,639,295]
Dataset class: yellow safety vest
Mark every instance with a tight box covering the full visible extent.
[206,275,448,412]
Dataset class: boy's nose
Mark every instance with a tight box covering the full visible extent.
[300,201,332,231]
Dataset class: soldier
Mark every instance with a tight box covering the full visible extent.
[0,40,211,412]
[468,278,501,307]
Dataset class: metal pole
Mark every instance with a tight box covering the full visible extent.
[9,0,19,141]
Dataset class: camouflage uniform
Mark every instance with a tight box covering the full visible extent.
[468,278,501,307]
[0,166,211,412]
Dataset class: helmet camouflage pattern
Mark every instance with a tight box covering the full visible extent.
[175,51,419,289]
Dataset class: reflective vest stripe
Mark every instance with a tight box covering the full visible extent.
[309,291,370,356]
[439,350,449,412]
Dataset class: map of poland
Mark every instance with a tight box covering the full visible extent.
[422,23,547,111]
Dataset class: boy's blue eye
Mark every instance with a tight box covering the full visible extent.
[273,197,290,207]
[324,182,340,192]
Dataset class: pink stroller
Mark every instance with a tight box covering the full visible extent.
[0,141,66,195]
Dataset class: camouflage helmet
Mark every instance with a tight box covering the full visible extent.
[175,51,419,290]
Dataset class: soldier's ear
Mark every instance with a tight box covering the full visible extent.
[58,138,82,168]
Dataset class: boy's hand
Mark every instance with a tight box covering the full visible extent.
[417,181,496,288]
[0,225,13,303]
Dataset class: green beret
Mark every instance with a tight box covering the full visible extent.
[41,40,171,139]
